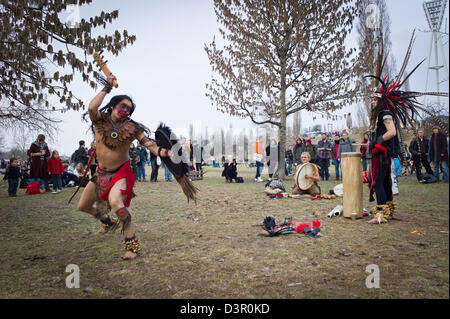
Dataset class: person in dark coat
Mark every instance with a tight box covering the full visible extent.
[150,151,159,182]
[428,126,449,182]
[19,162,30,188]
[222,156,237,182]
[409,128,433,181]
[360,132,370,171]
[129,142,139,180]
[75,140,89,167]
[27,134,51,191]
[331,134,341,180]
[136,141,149,181]
[5,157,22,196]
[192,140,203,172]
[302,139,317,164]
[317,133,332,180]
[293,138,303,165]
[285,146,294,176]
[266,139,280,180]
[337,132,354,159]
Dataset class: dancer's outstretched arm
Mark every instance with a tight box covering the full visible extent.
[136,131,172,159]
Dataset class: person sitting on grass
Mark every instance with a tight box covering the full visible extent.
[19,162,30,189]
[62,163,79,187]
[222,155,238,183]
[74,163,90,187]
[291,152,321,196]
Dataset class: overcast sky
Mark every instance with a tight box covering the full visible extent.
[3,0,449,156]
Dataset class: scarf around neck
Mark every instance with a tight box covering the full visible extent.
[33,140,47,150]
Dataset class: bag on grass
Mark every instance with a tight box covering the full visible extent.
[236,177,244,183]
[26,181,40,195]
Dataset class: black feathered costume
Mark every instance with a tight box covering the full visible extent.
[155,123,198,202]
[365,31,448,223]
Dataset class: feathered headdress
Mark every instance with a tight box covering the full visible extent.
[365,30,449,154]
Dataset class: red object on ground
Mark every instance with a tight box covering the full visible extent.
[291,221,304,228]
[296,224,310,233]
[26,181,40,195]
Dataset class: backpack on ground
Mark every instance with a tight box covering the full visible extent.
[26,181,40,195]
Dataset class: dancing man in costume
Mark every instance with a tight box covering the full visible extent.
[366,31,448,224]
[76,73,197,259]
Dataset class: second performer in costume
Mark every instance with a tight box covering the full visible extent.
[365,31,448,224]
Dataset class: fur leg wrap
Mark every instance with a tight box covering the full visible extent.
[386,201,396,217]
[100,215,120,232]
[115,207,132,235]
[122,236,141,255]
[373,204,391,223]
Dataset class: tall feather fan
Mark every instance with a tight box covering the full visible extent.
[154,123,198,203]
[365,31,449,157]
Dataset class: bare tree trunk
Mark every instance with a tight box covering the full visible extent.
[278,69,287,180]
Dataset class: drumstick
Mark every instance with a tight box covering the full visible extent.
[93,51,118,88]
[352,143,369,146]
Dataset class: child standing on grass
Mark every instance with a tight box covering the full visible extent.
[47,150,64,194]
[6,158,22,197]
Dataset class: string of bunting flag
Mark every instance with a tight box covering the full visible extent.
[309,110,351,121]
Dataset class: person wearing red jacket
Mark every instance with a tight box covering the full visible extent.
[47,150,64,194]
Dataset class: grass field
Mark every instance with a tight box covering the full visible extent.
[0,164,448,299]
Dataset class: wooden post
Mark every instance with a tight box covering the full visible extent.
[341,152,363,219]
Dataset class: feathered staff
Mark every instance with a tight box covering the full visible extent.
[154,123,199,203]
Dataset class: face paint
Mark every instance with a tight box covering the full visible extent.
[116,103,132,120]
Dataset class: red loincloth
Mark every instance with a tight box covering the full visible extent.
[98,161,135,207]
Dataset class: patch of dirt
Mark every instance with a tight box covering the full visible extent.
[0,165,448,298]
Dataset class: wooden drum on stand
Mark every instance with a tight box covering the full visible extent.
[341,152,363,219]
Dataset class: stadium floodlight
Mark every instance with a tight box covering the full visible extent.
[422,0,449,110]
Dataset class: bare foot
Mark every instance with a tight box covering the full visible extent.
[367,217,386,224]
[121,251,137,260]
[98,227,108,234]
